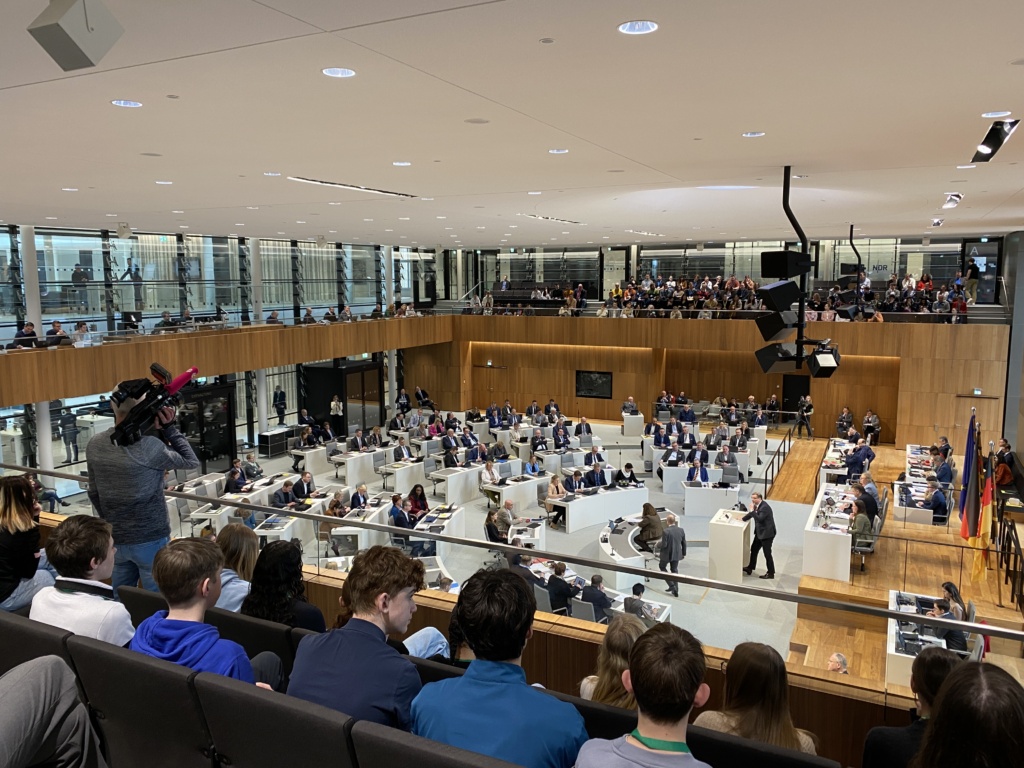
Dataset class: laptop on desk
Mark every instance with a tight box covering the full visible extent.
[496,477,508,486]
[666,459,681,467]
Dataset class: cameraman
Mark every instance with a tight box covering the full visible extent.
[86,390,199,593]
[796,395,815,440]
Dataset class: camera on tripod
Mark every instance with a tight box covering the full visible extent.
[110,364,198,446]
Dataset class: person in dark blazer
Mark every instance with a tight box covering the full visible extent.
[574,417,593,437]
[862,646,960,768]
[580,575,615,622]
[584,464,604,488]
[664,418,682,437]
[393,438,413,462]
[388,413,406,432]
[613,463,640,485]
[659,514,686,597]
[544,399,559,416]
[513,555,546,588]
[742,492,777,579]
[553,428,570,450]
[729,429,748,451]
[845,439,876,482]
[443,413,461,432]
[851,483,879,525]
[488,441,508,461]
[677,404,698,425]
[687,443,710,466]
[715,445,738,467]
[545,562,581,615]
[460,427,479,449]
[916,481,948,525]
[676,427,698,450]
[933,455,953,485]
[273,385,286,425]
[530,429,549,452]
[564,470,585,493]
[686,462,709,483]
[583,447,604,466]
[487,411,501,429]
[753,409,768,427]
[224,468,250,494]
[349,485,369,509]
[320,422,336,442]
[272,481,298,509]
[657,445,684,481]
[297,409,317,431]
[293,472,318,500]
[349,430,368,451]
[652,428,670,448]
[441,430,460,452]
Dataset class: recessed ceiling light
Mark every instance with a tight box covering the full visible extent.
[385,229,394,232]
[246,206,259,210]
[363,218,373,222]
[982,111,1012,118]
[329,230,337,234]
[105,213,117,217]
[420,197,434,201]
[179,225,189,229]
[61,187,77,192]
[477,226,486,229]
[977,144,993,154]
[45,216,57,220]
[277,231,286,235]
[111,100,142,108]
[436,216,446,219]
[264,172,281,176]
[322,68,356,78]
[509,225,518,228]
[741,132,766,138]
[504,233,511,236]
[618,20,658,34]
[444,227,453,230]
[155,180,173,185]
[957,164,976,169]
[464,118,490,124]
[528,191,542,195]
[399,217,410,221]
[392,161,412,167]
[548,149,569,154]
[296,220,306,224]
[698,185,756,190]
[234,223,244,227]
[602,236,610,239]
[172,210,184,214]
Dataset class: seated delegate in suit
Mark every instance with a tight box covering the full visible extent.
[677,404,698,424]
[687,443,710,466]
[652,428,670,448]
[752,409,768,427]
[388,414,406,432]
[442,447,460,469]
[349,430,368,451]
[563,471,585,494]
[663,418,682,437]
[583,447,604,466]
[687,462,710,483]
[621,397,638,414]
[933,455,953,485]
[349,485,369,509]
[574,417,593,436]
[460,427,479,448]
[584,464,604,487]
[546,562,581,615]
[441,430,460,452]
[916,481,948,525]
[224,469,251,494]
[657,446,684,480]
[393,438,414,461]
[488,441,508,461]
[926,599,968,652]
[272,481,298,509]
[715,446,738,468]
[487,411,501,429]
[581,576,615,622]
[729,429,748,450]
[676,428,698,450]
[644,418,661,436]
[530,429,548,452]
[553,429,570,450]
[614,463,640,485]
[293,472,320,500]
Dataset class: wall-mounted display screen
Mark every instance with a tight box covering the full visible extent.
[576,370,612,399]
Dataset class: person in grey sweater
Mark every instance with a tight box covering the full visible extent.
[86,397,199,593]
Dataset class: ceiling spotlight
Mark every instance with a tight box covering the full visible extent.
[392,161,412,166]
[155,180,172,185]
[932,217,945,227]
[957,164,976,169]
[111,100,141,108]
[172,210,184,214]
[322,68,356,78]
[942,193,963,209]
[61,187,77,192]
[972,120,1020,162]
[548,149,569,154]
[618,20,659,34]
[527,191,542,195]
[982,111,1012,118]
[742,131,766,138]
[264,172,281,176]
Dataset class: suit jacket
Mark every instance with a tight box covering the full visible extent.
[729,435,748,450]
[514,564,545,588]
[715,451,737,466]
[677,433,697,449]
[225,476,248,494]
[388,418,405,431]
[389,507,416,530]
[441,436,459,451]
[531,436,549,451]
[564,476,584,493]
[862,719,927,768]
[584,469,604,488]
[583,452,604,466]
[443,452,459,468]
[273,391,286,408]
[574,423,592,436]
[546,576,580,614]
[293,479,315,499]
[553,434,569,449]
[487,414,501,428]
[678,409,698,424]
[686,465,709,482]
[298,414,316,428]
[743,501,777,540]
[660,448,683,464]
[394,444,413,461]
[935,462,953,485]
[687,448,709,465]
[660,524,686,562]
[272,489,296,508]
[349,436,366,451]
[350,492,368,509]
[501,406,514,421]
[664,422,681,435]
[415,390,430,404]
[460,433,479,448]
[580,585,614,621]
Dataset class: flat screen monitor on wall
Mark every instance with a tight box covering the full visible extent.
[576,370,613,400]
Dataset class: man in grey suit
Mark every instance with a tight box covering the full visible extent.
[742,492,777,579]
[658,514,686,597]
[715,445,738,467]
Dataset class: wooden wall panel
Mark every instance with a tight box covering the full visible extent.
[402,341,470,414]
[808,356,900,444]
[665,349,783,409]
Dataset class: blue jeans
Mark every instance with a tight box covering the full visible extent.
[112,536,170,594]
[0,552,58,612]
[402,627,449,659]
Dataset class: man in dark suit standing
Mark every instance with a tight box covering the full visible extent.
[273,385,286,425]
[393,437,413,462]
[574,417,593,437]
[742,492,777,579]
[658,514,686,597]
[581,575,615,622]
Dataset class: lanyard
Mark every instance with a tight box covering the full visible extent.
[630,730,691,754]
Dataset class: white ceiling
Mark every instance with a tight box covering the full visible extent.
[2,0,1024,249]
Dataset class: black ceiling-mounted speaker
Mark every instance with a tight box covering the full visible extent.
[755,343,801,374]
[807,348,841,378]
[755,310,798,342]
[757,280,801,313]
[760,250,809,279]
[28,0,124,71]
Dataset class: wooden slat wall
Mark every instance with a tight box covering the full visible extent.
[2,316,1008,451]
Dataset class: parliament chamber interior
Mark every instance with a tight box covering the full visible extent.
[3,2,1024,768]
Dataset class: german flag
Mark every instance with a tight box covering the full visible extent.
[965,444,994,582]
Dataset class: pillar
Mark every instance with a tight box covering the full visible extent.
[250,239,269,434]
[21,226,53,471]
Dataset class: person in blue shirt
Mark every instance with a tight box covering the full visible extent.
[288,545,425,728]
[130,538,282,689]
[524,454,541,476]
[412,570,588,768]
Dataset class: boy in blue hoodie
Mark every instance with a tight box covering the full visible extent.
[130,538,281,688]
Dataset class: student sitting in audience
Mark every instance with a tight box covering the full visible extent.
[214,524,258,612]
[241,540,326,632]
[130,537,283,689]
[412,569,588,768]
[694,641,817,754]
[579,615,646,707]
[30,514,135,646]
[288,545,426,729]
[862,646,959,768]
[908,662,1024,768]
[0,475,58,612]
[576,623,712,768]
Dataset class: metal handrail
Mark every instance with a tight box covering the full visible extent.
[763,426,794,499]
[10,460,1024,644]
[456,281,485,302]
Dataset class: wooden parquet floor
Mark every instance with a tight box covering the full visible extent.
[766,437,827,504]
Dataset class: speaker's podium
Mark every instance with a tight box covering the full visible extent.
[708,509,751,585]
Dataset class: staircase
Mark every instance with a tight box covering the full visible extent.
[967,304,1010,325]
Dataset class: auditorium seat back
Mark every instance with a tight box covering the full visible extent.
[0,609,73,676]
[351,719,521,768]
[117,585,168,627]
[408,655,466,686]
[193,672,358,768]
[544,689,637,739]
[203,607,298,676]
[66,635,216,768]
[687,725,840,768]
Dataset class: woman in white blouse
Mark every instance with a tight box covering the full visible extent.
[480,461,501,507]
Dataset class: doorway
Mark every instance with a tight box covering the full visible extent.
[176,383,237,474]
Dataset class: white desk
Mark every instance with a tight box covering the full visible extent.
[660,464,721,494]
[328,506,389,555]
[598,508,674,590]
[428,464,485,505]
[483,474,548,511]
[414,504,466,560]
[187,503,233,533]
[183,473,224,500]
[885,589,947,688]
[570,435,603,451]
[708,509,751,585]
[681,484,739,518]
[291,445,331,477]
[509,519,546,550]
[470,421,493,443]
[819,439,851,488]
[708,450,750,480]
[751,425,768,461]
[622,413,645,437]
[548,485,649,534]
[246,472,301,506]
[381,460,427,496]
[514,441,535,463]
[330,449,379,487]
[803,484,855,582]
[255,514,315,545]
[607,587,672,623]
